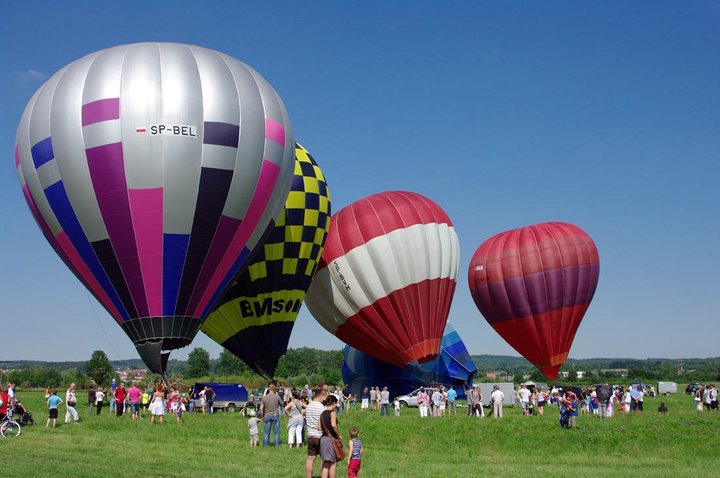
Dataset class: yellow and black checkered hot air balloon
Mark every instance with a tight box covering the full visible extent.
[201,143,331,377]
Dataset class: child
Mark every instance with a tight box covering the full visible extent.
[657,402,668,414]
[247,409,261,446]
[394,398,401,417]
[348,426,364,478]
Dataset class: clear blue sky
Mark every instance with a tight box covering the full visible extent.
[1,1,718,362]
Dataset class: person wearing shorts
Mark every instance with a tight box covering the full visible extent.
[47,391,63,428]
[305,388,326,478]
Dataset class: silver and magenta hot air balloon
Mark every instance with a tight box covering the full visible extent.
[15,43,295,373]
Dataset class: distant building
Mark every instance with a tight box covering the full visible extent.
[118,369,147,383]
[598,368,628,378]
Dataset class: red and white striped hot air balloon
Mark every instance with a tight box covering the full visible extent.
[305,191,460,367]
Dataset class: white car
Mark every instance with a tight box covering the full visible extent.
[393,387,439,408]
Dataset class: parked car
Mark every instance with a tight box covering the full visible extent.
[393,387,439,408]
[189,382,248,412]
[246,387,272,411]
[685,383,701,395]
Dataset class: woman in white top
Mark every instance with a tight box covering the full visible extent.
[149,383,165,424]
[284,389,306,448]
[95,388,106,415]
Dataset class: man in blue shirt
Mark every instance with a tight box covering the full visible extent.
[446,385,458,416]
[629,386,640,412]
[46,391,63,428]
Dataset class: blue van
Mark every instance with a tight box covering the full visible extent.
[190,382,249,413]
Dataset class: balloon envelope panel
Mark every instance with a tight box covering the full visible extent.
[306,191,460,367]
[342,324,477,398]
[15,43,295,373]
[468,222,599,380]
[201,144,331,377]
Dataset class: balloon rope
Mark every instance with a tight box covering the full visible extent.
[85,291,123,361]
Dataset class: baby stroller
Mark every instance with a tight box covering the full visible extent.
[13,401,35,426]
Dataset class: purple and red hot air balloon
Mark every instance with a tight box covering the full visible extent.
[468,222,599,380]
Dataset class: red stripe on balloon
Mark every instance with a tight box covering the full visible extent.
[488,304,589,380]
[319,191,454,268]
[335,276,455,367]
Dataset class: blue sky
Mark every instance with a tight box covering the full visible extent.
[1,1,718,362]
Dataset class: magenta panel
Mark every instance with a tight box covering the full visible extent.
[82,98,120,126]
[129,188,164,317]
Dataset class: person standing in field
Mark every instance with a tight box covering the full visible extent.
[285,389,306,448]
[431,388,442,417]
[95,388,105,415]
[87,386,96,416]
[636,386,645,412]
[247,409,261,446]
[491,385,504,419]
[519,384,531,416]
[704,385,713,411]
[109,378,117,414]
[369,387,377,412]
[205,386,216,414]
[536,388,547,416]
[260,383,283,448]
[710,384,718,411]
[361,387,369,411]
[439,386,448,417]
[141,388,150,416]
[319,394,342,478]
[46,390,63,428]
[623,388,631,413]
[417,387,430,418]
[305,388,328,478]
[465,385,475,417]
[128,383,142,420]
[65,383,79,424]
[0,388,10,424]
[472,386,484,417]
[149,383,165,424]
[379,386,390,417]
[446,385,457,416]
[347,426,364,478]
[114,383,126,417]
[695,386,704,411]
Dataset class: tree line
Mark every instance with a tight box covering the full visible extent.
[2,350,717,390]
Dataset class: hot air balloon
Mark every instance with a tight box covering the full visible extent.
[468,222,599,380]
[15,43,295,374]
[201,143,331,377]
[342,323,477,397]
[305,191,460,367]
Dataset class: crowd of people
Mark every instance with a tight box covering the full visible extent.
[250,384,364,478]
[692,384,718,411]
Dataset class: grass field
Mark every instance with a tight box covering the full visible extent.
[1,390,718,477]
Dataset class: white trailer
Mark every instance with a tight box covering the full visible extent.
[474,382,516,407]
[658,381,677,395]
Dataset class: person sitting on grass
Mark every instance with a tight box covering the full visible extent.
[657,402,669,414]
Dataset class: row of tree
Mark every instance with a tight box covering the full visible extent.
[3,349,717,390]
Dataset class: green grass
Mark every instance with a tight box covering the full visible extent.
[2,391,718,477]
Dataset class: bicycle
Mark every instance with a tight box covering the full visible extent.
[0,411,22,438]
